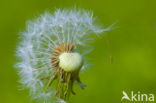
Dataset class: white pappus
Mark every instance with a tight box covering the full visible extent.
[15,8,111,103]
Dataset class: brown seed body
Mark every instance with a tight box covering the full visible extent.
[41,43,85,101]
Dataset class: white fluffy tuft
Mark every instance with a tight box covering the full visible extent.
[15,8,109,103]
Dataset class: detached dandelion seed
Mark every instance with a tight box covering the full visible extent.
[15,8,110,103]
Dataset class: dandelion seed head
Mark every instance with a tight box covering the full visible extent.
[16,8,110,103]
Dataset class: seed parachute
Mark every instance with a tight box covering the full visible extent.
[15,8,110,103]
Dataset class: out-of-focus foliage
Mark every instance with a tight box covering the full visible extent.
[0,0,156,103]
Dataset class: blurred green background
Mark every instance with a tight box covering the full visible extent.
[1,0,156,103]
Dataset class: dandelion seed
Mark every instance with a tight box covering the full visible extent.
[15,8,111,103]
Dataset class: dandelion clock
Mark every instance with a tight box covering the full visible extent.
[15,8,110,103]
